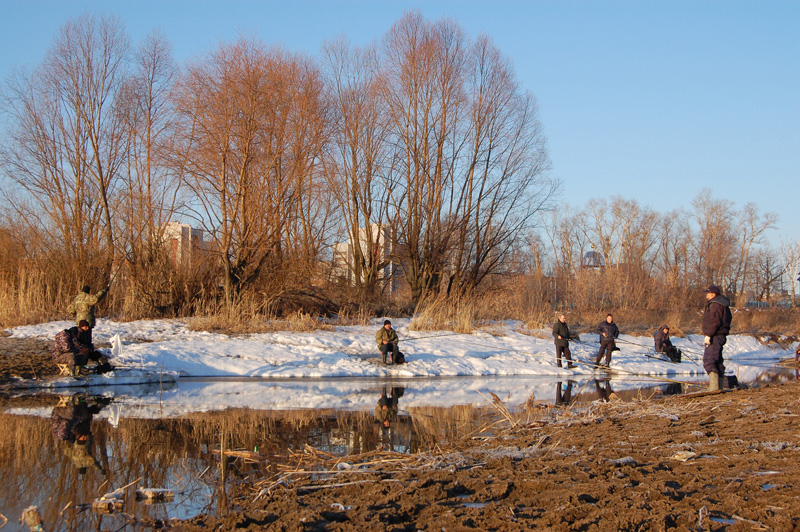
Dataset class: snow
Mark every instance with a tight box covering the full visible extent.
[4,318,796,416]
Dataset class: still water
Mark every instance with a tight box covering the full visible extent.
[1,368,793,530]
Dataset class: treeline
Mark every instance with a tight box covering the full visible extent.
[0,12,555,326]
[0,12,795,328]
[534,192,797,313]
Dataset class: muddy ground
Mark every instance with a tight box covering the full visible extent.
[0,336,58,382]
[179,380,800,532]
[2,336,799,531]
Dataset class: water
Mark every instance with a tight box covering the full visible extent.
[2,368,791,528]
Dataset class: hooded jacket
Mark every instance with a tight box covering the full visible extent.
[701,295,732,337]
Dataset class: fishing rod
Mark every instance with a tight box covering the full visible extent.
[401,332,462,343]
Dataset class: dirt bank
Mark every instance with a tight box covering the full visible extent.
[180,381,800,532]
[0,336,58,383]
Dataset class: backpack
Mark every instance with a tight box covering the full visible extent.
[393,351,405,365]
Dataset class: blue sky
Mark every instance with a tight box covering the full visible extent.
[2,1,798,245]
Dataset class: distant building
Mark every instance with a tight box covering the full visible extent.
[582,250,605,269]
[163,222,213,268]
[332,224,398,292]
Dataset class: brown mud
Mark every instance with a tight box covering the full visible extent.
[0,336,58,383]
[180,381,800,532]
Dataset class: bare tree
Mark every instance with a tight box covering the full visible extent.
[174,36,326,307]
[691,189,736,289]
[732,203,778,296]
[320,37,391,297]
[780,239,800,308]
[377,12,553,304]
[1,14,130,281]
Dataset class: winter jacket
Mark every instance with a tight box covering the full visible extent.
[552,321,571,347]
[653,327,673,352]
[376,326,399,347]
[701,295,732,337]
[66,289,107,327]
[596,320,619,343]
[51,328,88,366]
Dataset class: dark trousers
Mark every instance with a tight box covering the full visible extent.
[703,335,726,375]
[555,345,572,367]
[380,342,400,363]
[555,381,574,405]
[595,340,616,365]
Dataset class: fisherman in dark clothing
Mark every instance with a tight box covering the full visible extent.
[552,314,576,368]
[51,321,112,376]
[594,314,619,367]
[701,284,732,391]
[653,325,682,363]
[555,380,574,406]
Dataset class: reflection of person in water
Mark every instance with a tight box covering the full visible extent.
[555,381,574,406]
[50,395,109,474]
[375,387,403,428]
[594,379,615,402]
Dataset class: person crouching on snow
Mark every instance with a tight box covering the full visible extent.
[376,320,400,365]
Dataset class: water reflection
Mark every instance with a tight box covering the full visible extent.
[50,395,109,475]
[2,368,794,526]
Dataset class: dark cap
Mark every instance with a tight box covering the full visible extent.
[384,319,391,326]
[703,285,721,295]
[82,285,91,294]
[78,320,90,328]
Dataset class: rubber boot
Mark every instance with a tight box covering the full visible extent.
[707,371,720,392]
[382,353,387,365]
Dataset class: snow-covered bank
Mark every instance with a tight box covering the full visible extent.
[7,318,795,381]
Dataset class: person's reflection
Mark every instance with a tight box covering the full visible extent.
[594,379,615,402]
[375,387,402,428]
[50,395,110,475]
[555,380,574,406]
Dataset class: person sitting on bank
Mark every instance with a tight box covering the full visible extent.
[67,284,109,346]
[376,319,400,365]
[52,321,112,376]
[594,314,620,367]
[653,325,682,363]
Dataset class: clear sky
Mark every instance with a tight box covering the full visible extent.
[2,0,798,245]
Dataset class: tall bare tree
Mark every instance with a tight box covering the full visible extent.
[378,12,553,304]
[1,14,130,281]
[174,37,326,307]
[320,37,391,297]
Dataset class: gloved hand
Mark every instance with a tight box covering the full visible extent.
[704,336,712,346]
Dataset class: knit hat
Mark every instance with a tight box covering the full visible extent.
[78,320,90,328]
[82,285,91,294]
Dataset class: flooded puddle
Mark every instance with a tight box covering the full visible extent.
[1,368,792,528]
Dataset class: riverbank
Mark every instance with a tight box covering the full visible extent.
[181,379,800,531]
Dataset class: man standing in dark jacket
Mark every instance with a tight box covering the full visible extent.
[552,314,576,368]
[701,285,732,391]
[594,314,619,367]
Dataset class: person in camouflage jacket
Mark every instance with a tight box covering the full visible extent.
[67,285,108,328]
[51,327,88,371]
[67,285,108,345]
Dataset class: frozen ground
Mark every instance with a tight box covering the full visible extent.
[5,318,796,416]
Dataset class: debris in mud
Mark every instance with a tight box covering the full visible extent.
[178,380,800,532]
